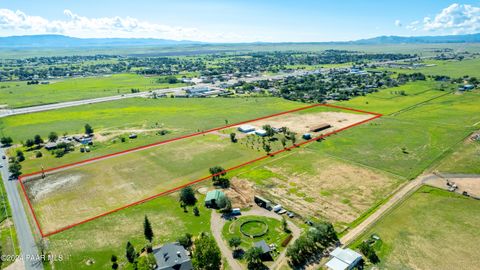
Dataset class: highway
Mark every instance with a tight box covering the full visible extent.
[0,148,43,270]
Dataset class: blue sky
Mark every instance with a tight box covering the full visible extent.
[1,1,480,42]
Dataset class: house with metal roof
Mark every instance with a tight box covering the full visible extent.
[325,247,362,270]
[153,243,193,270]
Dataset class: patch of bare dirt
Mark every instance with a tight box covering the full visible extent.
[425,177,480,197]
[24,172,85,201]
[238,111,371,135]
[224,178,256,208]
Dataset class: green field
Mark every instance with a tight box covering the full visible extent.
[26,133,260,233]
[350,186,480,270]
[380,58,480,78]
[436,139,480,174]
[46,193,210,269]
[0,73,186,108]
[1,97,304,173]
[0,176,20,268]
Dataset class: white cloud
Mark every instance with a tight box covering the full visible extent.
[406,20,420,31]
[394,19,402,27]
[422,3,480,34]
[0,8,243,42]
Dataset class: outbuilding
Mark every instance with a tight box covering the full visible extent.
[309,123,332,132]
[325,247,362,270]
[254,240,273,261]
[255,129,267,137]
[238,125,256,133]
[205,190,226,209]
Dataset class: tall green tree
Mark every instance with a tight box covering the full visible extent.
[192,233,221,270]
[244,247,264,269]
[85,124,94,135]
[48,132,58,142]
[125,241,137,264]
[34,134,44,145]
[143,215,154,243]
[179,186,197,206]
[0,137,13,146]
[9,162,22,178]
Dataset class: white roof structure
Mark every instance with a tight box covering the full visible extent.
[238,124,256,132]
[255,129,267,136]
[326,247,362,270]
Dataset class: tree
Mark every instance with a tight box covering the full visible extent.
[192,233,221,270]
[244,247,264,269]
[16,150,25,162]
[48,132,58,142]
[9,162,22,178]
[85,124,94,135]
[289,132,297,146]
[282,216,290,233]
[280,137,287,149]
[230,133,237,143]
[34,135,43,145]
[125,241,137,264]
[0,136,13,147]
[358,242,379,264]
[111,255,118,270]
[35,151,43,158]
[228,237,241,251]
[263,144,271,155]
[179,186,197,206]
[221,196,232,214]
[143,215,154,243]
[178,233,193,249]
[262,124,275,137]
[193,206,200,216]
[24,139,35,148]
[209,166,228,187]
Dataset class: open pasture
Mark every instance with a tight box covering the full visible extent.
[350,186,480,270]
[21,104,375,235]
[0,73,186,108]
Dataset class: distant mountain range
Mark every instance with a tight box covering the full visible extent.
[1,33,480,48]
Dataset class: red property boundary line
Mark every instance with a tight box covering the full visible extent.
[18,103,382,238]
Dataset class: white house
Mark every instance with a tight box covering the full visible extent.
[325,247,362,270]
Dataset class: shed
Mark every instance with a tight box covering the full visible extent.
[238,125,256,133]
[303,133,312,140]
[255,129,267,137]
[205,190,226,209]
[325,247,362,270]
[309,123,332,132]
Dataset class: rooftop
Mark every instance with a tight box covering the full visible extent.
[326,247,362,270]
[153,243,192,270]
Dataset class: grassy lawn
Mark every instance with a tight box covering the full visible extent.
[350,186,480,270]
[0,175,20,267]
[46,193,210,270]
[222,216,290,257]
[0,73,187,108]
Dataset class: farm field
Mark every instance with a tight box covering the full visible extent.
[435,138,480,174]
[380,58,480,78]
[232,149,404,229]
[0,73,186,108]
[1,98,304,173]
[350,186,480,270]
[322,90,480,179]
[22,105,371,234]
[46,192,210,270]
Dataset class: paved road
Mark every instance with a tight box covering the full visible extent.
[211,206,301,270]
[0,148,43,270]
[0,87,185,118]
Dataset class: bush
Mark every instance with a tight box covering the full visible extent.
[35,151,43,158]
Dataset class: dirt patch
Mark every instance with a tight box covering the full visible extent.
[425,177,480,197]
[24,172,85,201]
[239,111,371,135]
[224,178,256,209]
